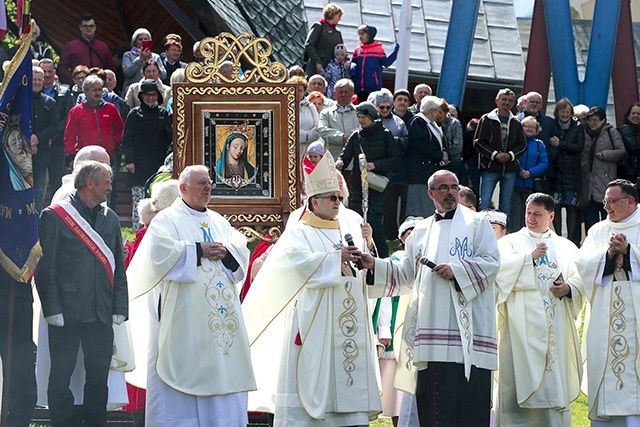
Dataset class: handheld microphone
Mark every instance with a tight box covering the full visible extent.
[344,233,364,270]
[419,257,437,269]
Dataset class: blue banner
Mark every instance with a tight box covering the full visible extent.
[0,26,41,282]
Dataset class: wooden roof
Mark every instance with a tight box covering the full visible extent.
[32,0,199,60]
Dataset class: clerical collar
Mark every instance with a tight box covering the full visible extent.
[526,229,551,238]
[182,199,207,213]
[435,208,456,221]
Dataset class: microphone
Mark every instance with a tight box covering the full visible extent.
[344,233,364,270]
[419,257,437,269]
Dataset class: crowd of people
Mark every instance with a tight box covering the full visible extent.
[3,4,640,427]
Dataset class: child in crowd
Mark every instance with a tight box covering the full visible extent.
[306,139,325,165]
[480,209,508,240]
[351,25,399,103]
[322,44,350,100]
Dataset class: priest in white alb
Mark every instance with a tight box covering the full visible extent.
[243,152,381,426]
[577,179,640,426]
[126,165,255,426]
[360,169,500,427]
[495,192,583,426]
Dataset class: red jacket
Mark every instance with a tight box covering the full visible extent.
[57,37,116,85]
[64,101,124,159]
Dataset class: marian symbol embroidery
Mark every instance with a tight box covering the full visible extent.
[201,222,213,242]
[449,237,473,259]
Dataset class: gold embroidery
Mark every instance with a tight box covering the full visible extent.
[204,266,240,355]
[339,280,359,386]
[610,285,629,390]
[535,267,558,371]
[457,293,471,352]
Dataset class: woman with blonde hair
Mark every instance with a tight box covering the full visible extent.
[303,3,345,77]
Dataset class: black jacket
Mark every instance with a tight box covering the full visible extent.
[406,114,448,185]
[122,103,172,187]
[44,82,74,145]
[339,121,401,214]
[549,118,584,193]
[32,91,59,167]
[618,118,640,181]
[35,193,128,325]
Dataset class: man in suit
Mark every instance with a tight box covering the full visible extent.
[31,66,59,213]
[38,58,73,200]
[34,160,128,426]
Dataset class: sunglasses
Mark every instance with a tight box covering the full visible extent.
[378,105,391,110]
[317,194,344,202]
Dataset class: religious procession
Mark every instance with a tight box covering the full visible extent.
[2,0,640,426]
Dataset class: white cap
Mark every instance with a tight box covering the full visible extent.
[482,210,507,227]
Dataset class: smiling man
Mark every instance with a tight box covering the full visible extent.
[64,75,124,161]
[577,179,640,425]
[494,192,584,426]
[474,88,527,220]
[360,169,500,427]
[35,160,128,427]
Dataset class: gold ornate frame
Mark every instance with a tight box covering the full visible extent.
[173,33,299,240]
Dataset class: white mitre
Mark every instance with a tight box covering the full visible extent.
[304,151,340,197]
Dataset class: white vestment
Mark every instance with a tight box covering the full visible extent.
[370,206,500,391]
[127,199,255,426]
[495,228,583,426]
[244,211,381,426]
[577,209,640,423]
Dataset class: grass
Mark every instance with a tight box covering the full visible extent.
[368,395,589,426]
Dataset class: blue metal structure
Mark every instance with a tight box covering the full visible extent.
[582,0,622,107]
[436,0,481,106]
[438,0,635,116]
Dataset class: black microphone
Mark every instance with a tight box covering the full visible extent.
[419,257,437,269]
[344,233,364,270]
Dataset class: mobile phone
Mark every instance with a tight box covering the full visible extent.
[554,273,564,284]
[142,40,153,52]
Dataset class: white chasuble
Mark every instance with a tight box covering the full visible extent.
[495,228,583,425]
[244,212,381,426]
[127,198,255,397]
[370,206,500,393]
[577,209,640,422]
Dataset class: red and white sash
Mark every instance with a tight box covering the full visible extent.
[49,202,115,288]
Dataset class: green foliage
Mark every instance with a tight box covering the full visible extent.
[122,226,135,243]
[3,1,59,64]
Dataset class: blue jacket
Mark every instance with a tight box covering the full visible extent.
[515,135,548,189]
[350,41,399,93]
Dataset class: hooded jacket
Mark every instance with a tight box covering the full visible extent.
[350,26,399,94]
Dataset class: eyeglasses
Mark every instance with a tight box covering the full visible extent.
[378,105,391,110]
[81,24,96,29]
[317,194,344,202]
[602,196,629,205]
[430,184,460,193]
